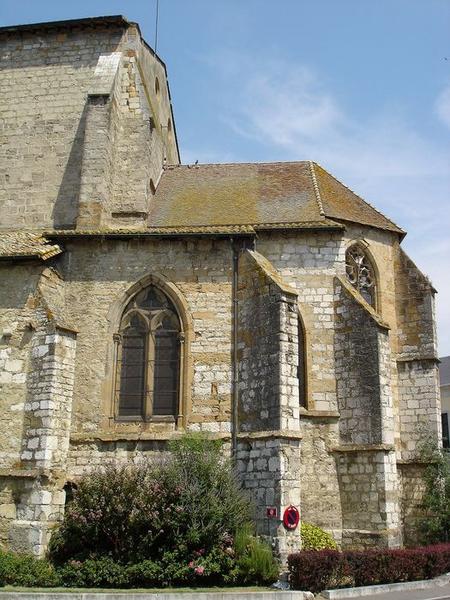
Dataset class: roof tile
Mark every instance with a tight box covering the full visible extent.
[149,162,405,236]
[0,232,61,260]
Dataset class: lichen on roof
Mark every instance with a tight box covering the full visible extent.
[150,161,405,236]
[0,231,62,260]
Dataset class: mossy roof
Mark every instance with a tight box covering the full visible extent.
[149,161,404,236]
[0,232,62,260]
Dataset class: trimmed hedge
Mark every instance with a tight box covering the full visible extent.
[288,543,450,593]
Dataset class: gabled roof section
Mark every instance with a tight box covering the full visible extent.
[311,162,405,236]
[148,161,405,236]
[0,232,62,261]
[151,162,330,229]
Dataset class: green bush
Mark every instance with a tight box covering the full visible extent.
[234,525,279,585]
[55,557,129,588]
[0,551,58,587]
[49,433,252,567]
[417,443,450,544]
[300,522,338,550]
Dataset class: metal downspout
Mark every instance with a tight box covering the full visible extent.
[231,238,239,460]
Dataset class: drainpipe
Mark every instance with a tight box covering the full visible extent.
[231,238,239,461]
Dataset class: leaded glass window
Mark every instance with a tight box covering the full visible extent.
[345,244,377,307]
[115,286,181,420]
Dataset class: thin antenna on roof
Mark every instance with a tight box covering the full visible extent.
[154,0,159,53]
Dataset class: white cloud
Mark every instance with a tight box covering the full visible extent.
[210,54,450,353]
[239,66,342,144]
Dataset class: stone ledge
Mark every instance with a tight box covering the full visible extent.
[396,355,439,363]
[396,458,436,465]
[341,528,397,537]
[70,432,232,443]
[300,409,340,419]
[331,444,395,453]
[0,468,41,479]
[237,430,302,441]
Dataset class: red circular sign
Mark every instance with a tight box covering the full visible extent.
[283,505,300,530]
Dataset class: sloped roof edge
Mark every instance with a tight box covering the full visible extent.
[0,232,62,261]
[312,161,405,237]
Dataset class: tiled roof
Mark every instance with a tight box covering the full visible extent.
[311,163,404,235]
[45,225,257,237]
[149,161,405,236]
[45,221,343,238]
[0,231,62,260]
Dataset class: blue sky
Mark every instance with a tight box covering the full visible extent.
[2,1,449,354]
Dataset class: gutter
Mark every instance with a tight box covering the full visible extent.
[231,239,239,460]
[44,231,256,241]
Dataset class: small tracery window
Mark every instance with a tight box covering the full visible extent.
[115,286,181,420]
[345,244,377,307]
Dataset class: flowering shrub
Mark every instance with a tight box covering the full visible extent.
[288,544,450,592]
[49,434,251,566]
[47,433,278,587]
[300,522,338,550]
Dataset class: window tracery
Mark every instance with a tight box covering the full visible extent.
[345,244,377,307]
[115,285,181,420]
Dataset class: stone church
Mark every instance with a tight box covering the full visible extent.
[0,16,442,557]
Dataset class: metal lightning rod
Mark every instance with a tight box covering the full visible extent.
[154,0,159,53]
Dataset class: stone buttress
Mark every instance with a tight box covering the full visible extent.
[1,268,77,555]
[236,250,302,558]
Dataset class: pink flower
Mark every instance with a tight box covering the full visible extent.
[189,561,195,568]
[194,566,205,575]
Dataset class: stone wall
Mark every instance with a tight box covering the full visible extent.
[397,462,428,546]
[58,237,234,442]
[335,449,401,548]
[0,19,178,230]
[0,223,442,554]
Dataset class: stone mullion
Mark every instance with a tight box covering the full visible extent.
[144,330,155,421]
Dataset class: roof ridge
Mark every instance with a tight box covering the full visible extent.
[308,161,325,217]
[170,160,310,169]
[312,161,405,234]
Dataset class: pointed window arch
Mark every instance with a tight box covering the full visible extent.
[345,243,377,308]
[298,313,307,408]
[115,285,181,420]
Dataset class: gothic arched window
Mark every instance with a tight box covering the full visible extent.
[298,315,307,408]
[115,286,181,420]
[345,244,377,308]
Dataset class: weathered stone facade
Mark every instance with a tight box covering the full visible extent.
[0,16,442,557]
